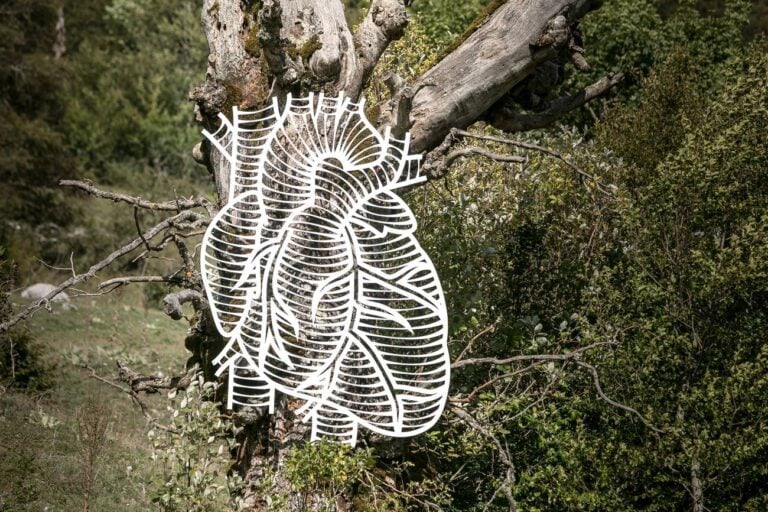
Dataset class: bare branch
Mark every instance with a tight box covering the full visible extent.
[76,363,150,418]
[0,210,204,333]
[488,73,623,133]
[452,341,614,369]
[574,360,665,434]
[453,322,498,364]
[451,406,517,510]
[452,340,663,433]
[116,360,195,394]
[450,128,612,194]
[59,179,213,213]
[133,206,152,253]
[426,146,526,180]
[461,361,545,404]
[171,235,197,277]
[97,275,177,291]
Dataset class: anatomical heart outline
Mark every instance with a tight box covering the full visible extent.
[200,93,449,446]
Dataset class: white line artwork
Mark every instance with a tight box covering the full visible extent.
[200,93,449,446]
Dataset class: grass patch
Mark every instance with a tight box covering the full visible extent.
[0,287,190,511]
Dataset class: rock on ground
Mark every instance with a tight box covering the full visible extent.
[21,283,70,303]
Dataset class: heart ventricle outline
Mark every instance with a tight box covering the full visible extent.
[200,93,450,446]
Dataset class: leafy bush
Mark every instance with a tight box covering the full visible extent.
[401,35,768,510]
[149,373,243,512]
[0,251,53,390]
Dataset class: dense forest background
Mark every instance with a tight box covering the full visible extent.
[1,0,767,510]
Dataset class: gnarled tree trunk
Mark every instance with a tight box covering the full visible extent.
[187,1,617,509]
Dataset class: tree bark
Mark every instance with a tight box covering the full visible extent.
[188,0,614,508]
[406,0,600,153]
[691,457,705,512]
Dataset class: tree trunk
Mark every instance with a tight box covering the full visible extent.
[189,1,615,508]
[691,457,705,512]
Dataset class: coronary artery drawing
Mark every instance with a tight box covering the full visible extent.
[200,93,449,446]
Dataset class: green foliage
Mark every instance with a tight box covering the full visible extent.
[284,441,374,502]
[0,254,52,390]
[2,0,767,510]
[1,0,210,275]
[562,41,768,510]
[411,0,492,47]
[63,0,207,184]
[574,0,751,98]
[149,373,244,512]
[0,0,77,270]
[402,29,767,509]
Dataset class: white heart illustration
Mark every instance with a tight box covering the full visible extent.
[200,93,449,446]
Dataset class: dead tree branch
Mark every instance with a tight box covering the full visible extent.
[408,0,604,153]
[451,406,517,511]
[451,341,615,369]
[488,73,623,133]
[76,363,150,418]
[0,210,204,333]
[162,289,207,320]
[446,147,526,170]
[574,359,665,434]
[116,360,195,394]
[449,128,612,194]
[97,275,178,291]
[59,179,213,214]
[452,340,663,433]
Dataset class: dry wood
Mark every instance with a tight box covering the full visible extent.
[60,180,213,213]
[0,211,204,333]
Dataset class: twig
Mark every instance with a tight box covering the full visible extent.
[76,363,150,418]
[461,361,544,403]
[575,360,664,434]
[452,128,611,194]
[444,147,526,169]
[134,206,152,253]
[452,341,662,432]
[453,322,499,365]
[97,275,177,291]
[452,341,614,369]
[451,406,517,510]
